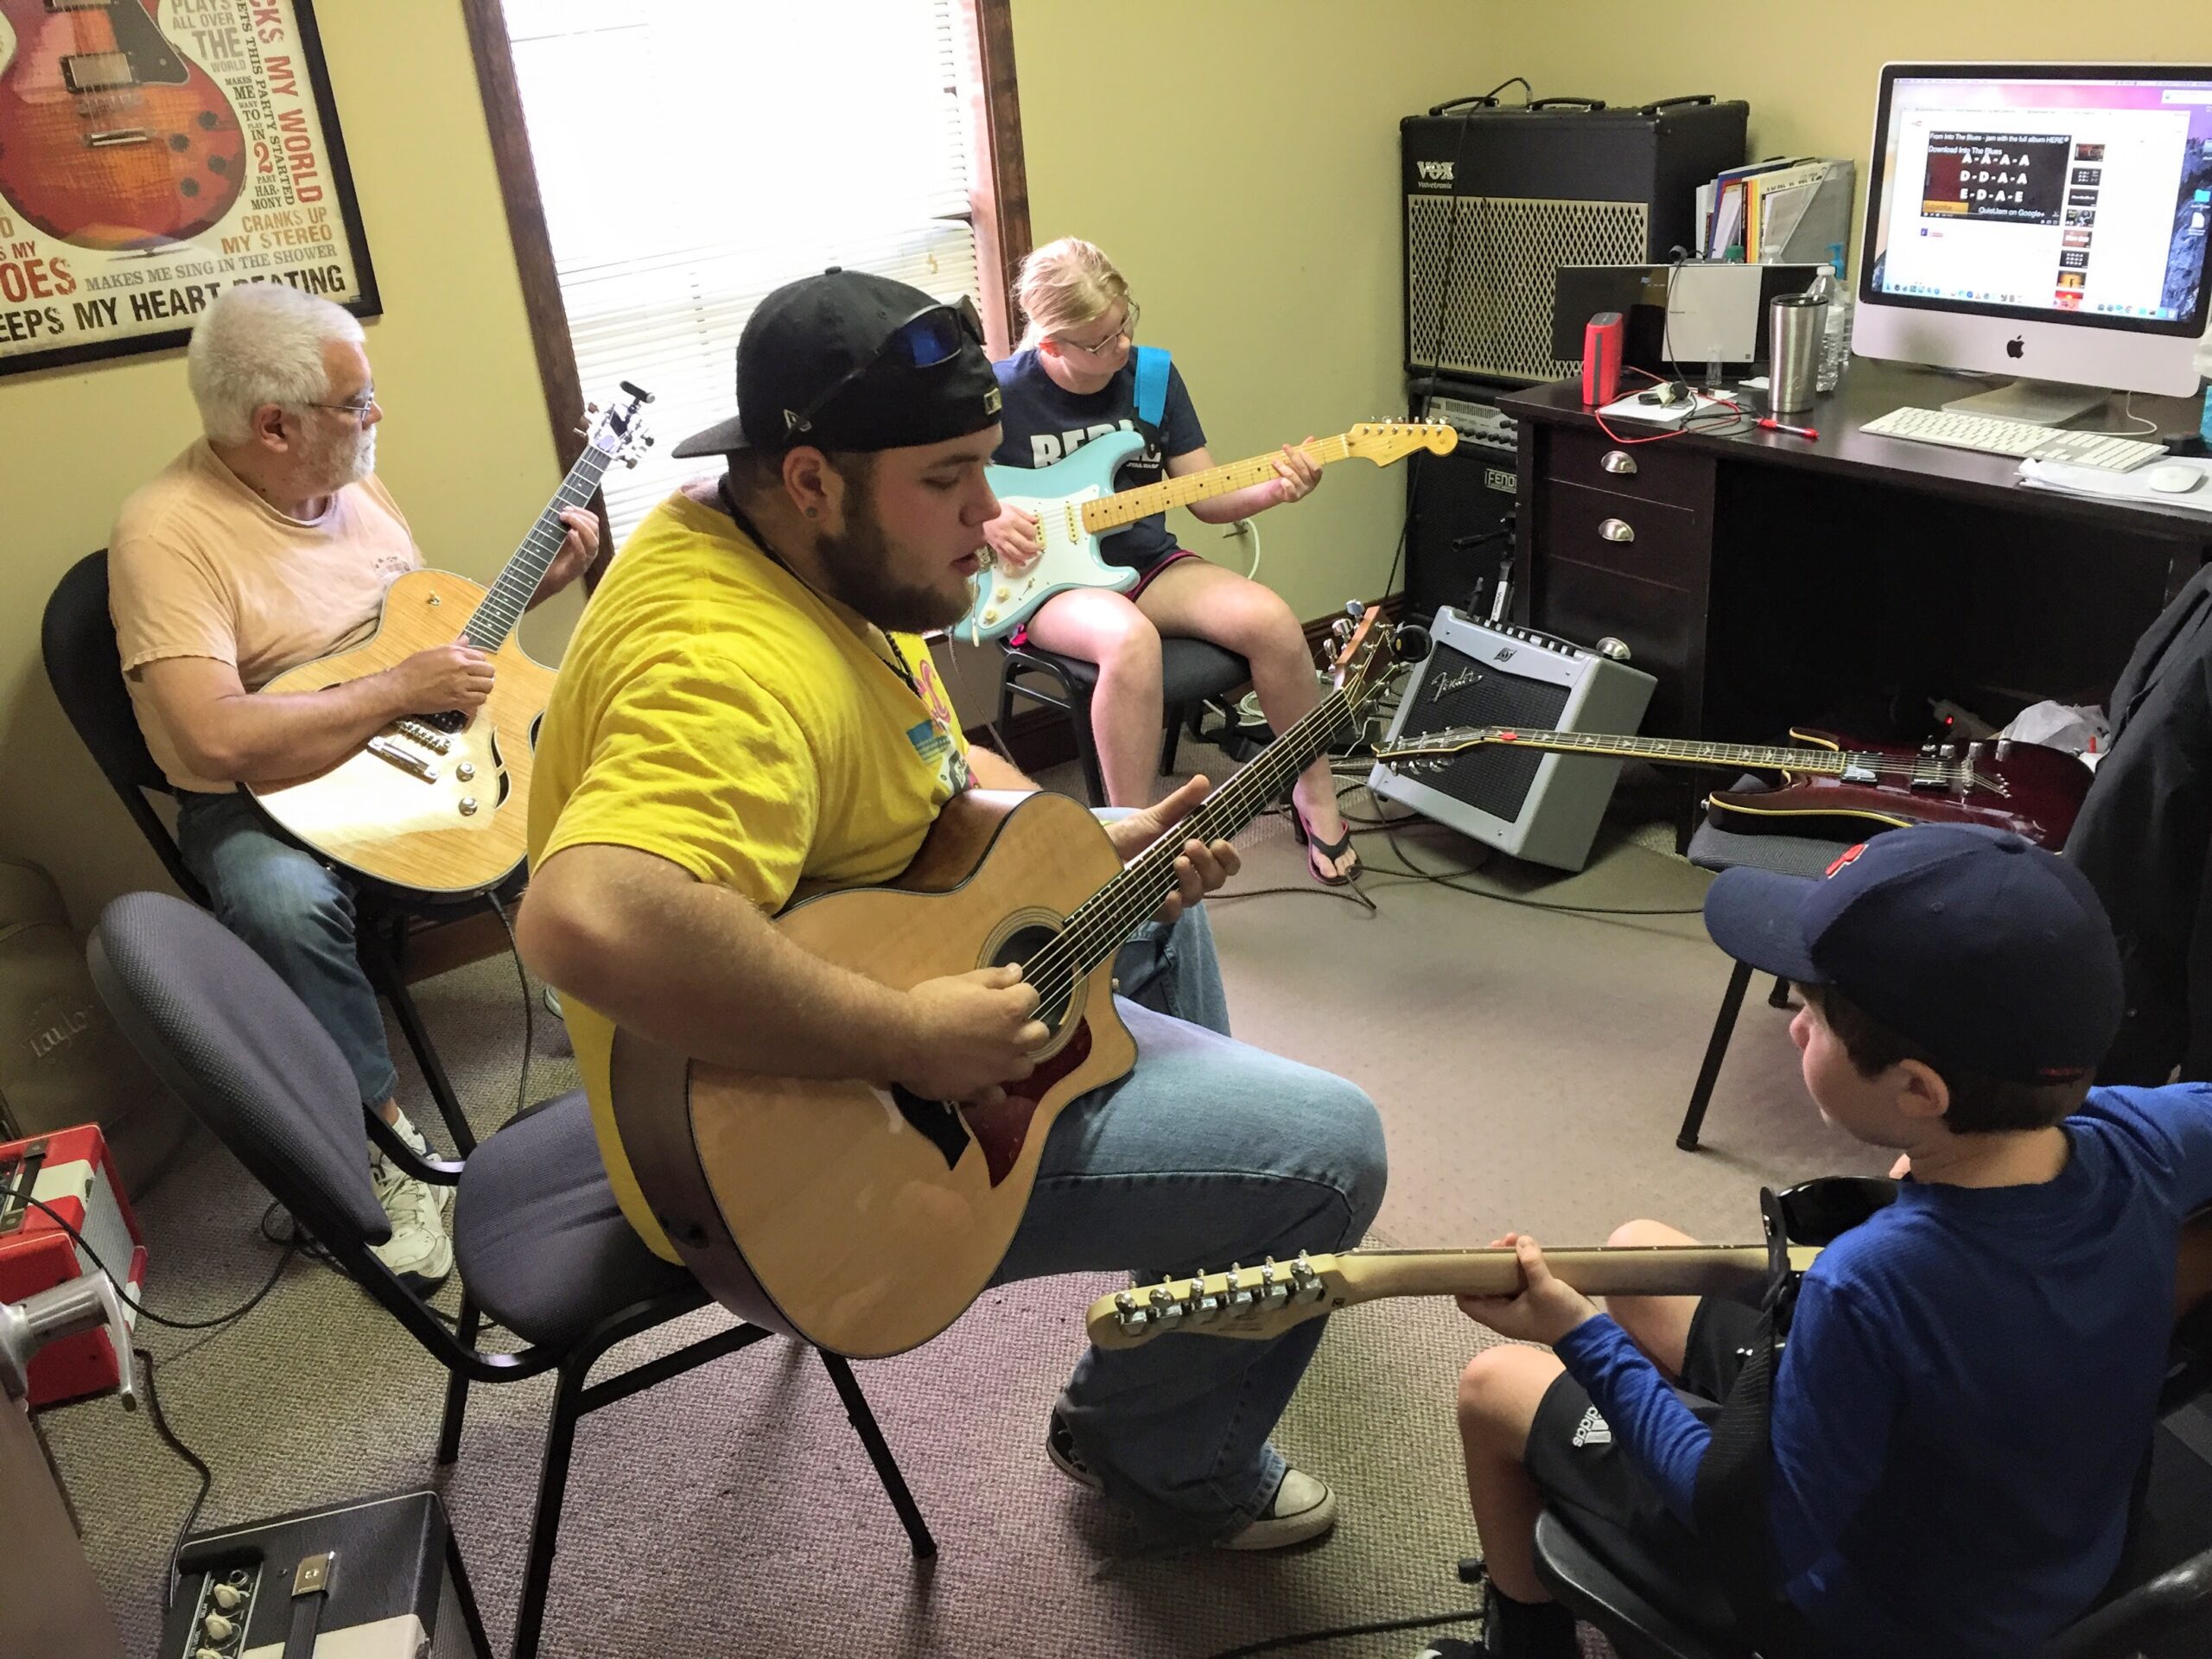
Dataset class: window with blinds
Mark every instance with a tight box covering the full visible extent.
[500,0,983,537]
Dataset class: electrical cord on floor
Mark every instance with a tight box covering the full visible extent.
[17,1192,296,1332]
[486,888,534,1126]
[134,1342,213,1609]
[1198,1608,1477,1658]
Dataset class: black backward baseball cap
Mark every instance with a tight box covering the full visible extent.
[1702,823,2123,1084]
[671,268,1002,459]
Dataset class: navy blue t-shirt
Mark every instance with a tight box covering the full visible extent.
[990,348,1206,572]
[1554,1083,2212,1657]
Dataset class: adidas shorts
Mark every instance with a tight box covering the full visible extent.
[1522,1291,1764,1631]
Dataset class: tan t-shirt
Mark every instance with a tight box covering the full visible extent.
[110,439,421,794]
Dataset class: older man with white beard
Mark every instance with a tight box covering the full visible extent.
[108,283,596,1284]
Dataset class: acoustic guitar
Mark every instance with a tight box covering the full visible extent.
[246,386,652,899]
[961,420,1459,643]
[0,0,245,251]
[609,613,1429,1358]
[1375,724,2090,848]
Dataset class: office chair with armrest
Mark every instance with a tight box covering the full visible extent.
[43,550,490,1153]
[87,891,933,1659]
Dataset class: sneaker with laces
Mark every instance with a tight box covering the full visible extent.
[386,1108,453,1216]
[371,1154,453,1288]
[1046,1410,1339,1550]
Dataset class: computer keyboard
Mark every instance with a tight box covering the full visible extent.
[1859,406,2167,472]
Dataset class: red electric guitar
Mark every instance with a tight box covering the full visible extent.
[0,0,245,251]
[1375,725,2093,849]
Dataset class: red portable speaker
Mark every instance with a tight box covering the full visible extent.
[0,1123,143,1407]
[1581,311,1624,406]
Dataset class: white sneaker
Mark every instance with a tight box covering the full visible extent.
[387,1108,454,1216]
[370,1154,454,1288]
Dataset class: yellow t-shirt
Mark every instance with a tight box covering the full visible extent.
[528,491,970,1259]
[110,440,421,794]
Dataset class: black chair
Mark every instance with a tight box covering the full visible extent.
[997,636,1250,806]
[43,550,487,1154]
[87,891,933,1659]
[1674,785,1859,1152]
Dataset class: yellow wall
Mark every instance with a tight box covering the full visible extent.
[0,1,568,928]
[1473,4,2212,222]
[7,3,2209,925]
[1011,0,1502,625]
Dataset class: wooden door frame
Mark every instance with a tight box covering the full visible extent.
[459,0,1033,587]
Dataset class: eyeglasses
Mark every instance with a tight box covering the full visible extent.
[305,388,378,425]
[785,294,986,437]
[1058,302,1138,359]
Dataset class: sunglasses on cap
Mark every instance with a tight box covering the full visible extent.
[784,294,986,438]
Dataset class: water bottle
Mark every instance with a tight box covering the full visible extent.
[1815,245,1853,394]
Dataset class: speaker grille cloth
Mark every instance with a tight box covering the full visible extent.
[1406,195,1649,382]
[1392,644,1571,822]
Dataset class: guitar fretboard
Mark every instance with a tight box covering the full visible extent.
[1018,636,1393,1009]
[1389,728,1856,775]
[1079,434,1353,532]
[459,442,616,652]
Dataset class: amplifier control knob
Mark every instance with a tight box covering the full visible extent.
[211,1584,245,1611]
[204,1614,236,1642]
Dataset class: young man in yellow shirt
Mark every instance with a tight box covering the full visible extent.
[518,270,1386,1551]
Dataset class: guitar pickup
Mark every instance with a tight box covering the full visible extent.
[366,736,437,782]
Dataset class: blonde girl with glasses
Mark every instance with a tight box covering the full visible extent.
[983,238,1355,885]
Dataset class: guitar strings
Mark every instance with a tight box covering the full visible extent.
[461,461,613,648]
[1018,653,1394,1008]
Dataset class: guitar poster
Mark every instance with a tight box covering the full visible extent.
[0,0,377,378]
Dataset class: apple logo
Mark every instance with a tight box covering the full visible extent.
[2005,335,2025,359]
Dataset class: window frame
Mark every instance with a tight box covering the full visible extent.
[460,0,1031,586]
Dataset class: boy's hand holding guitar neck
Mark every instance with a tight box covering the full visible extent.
[1458,1234,1604,1349]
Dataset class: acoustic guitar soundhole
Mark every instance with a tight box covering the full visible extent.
[994,921,1071,1033]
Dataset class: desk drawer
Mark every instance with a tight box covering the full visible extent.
[1548,427,1713,512]
[1539,479,1702,589]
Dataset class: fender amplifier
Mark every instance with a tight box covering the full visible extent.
[1369,608,1656,872]
[1402,94,1746,384]
[158,1490,491,1659]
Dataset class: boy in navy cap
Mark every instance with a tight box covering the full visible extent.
[1435,823,2212,1658]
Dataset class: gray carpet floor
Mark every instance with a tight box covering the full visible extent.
[39,747,1885,1657]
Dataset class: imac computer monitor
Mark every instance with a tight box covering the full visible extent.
[1857,63,2212,423]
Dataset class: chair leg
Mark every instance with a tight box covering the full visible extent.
[512,1355,589,1659]
[358,925,478,1156]
[436,1298,480,1466]
[1160,702,1185,777]
[1679,959,1755,1152]
[1066,680,1107,809]
[1768,975,1793,1010]
[817,1350,937,1559]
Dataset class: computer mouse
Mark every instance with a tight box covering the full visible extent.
[2145,463,2205,495]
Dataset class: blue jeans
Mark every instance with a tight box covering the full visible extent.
[175,791,398,1107]
[992,904,1387,1548]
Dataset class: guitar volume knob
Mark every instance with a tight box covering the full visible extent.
[456,761,475,781]
[458,797,478,816]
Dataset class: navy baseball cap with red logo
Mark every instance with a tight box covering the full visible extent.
[1702,823,2123,1083]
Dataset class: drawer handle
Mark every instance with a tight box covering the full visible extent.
[1599,518,1636,543]
[1600,450,1637,476]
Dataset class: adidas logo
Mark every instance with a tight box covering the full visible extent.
[1570,1406,1611,1447]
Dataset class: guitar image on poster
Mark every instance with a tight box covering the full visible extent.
[0,0,246,251]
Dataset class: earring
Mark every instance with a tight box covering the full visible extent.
[804,506,818,518]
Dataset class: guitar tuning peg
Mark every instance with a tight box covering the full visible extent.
[586,402,599,414]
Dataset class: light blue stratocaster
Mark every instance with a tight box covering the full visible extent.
[963,418,1457,643]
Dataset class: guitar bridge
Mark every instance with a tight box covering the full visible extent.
[365,735,437,782]
[392,719,453,753]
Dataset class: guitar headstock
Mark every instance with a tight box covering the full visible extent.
[584,380,656,468]
[1345,418,1459,466]
[1086,1252,1351,1350]
[1322,603,1433,714]
[1376,724,1506,762]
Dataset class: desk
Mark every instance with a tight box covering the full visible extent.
[1499,361,2212,745]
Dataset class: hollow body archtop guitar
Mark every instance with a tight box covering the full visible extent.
[246,387,652,898]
